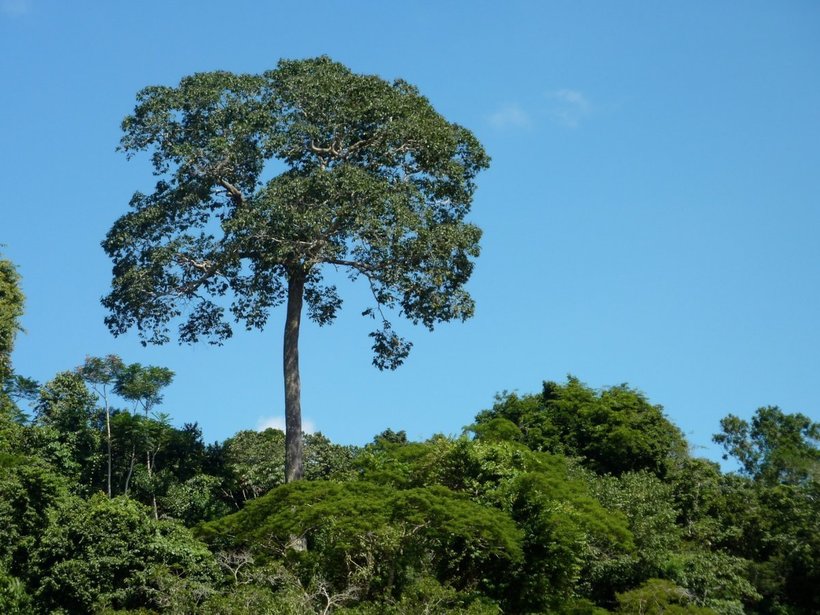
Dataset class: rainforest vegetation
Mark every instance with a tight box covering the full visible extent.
[2,58,818,614]
[1,252,818,614]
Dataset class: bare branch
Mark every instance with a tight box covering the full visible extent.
[173,254,222,296]
[325,258,377,274]
[218,178,246,207]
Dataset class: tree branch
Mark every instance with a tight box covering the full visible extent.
[217,178,245,207]
[174,254,222,296]
[325,258,377,273]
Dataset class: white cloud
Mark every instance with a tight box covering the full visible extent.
[256,415,316,434]
[553,89,590,108]
[1,0,30,16]
[487,103,532,130]
[548,89,592,128]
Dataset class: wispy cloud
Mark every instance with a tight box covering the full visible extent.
[547,88,592,128]
[256,415,316,434]
[487,103,532,130]
[1,0,30,16]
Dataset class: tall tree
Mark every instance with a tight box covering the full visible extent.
[114,363,174,517]
[76,355,125,498]
[102,57,489,481]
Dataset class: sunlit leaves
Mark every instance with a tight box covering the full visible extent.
[714,406,819,485]
[104,56,488,368]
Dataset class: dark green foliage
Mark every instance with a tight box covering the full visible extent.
[304,431,358,481]
[586,470,759,612]
[0,257,32,459]
[713,476,819,614]
[31,372,104,492]
[473,376,688,477]
[160,422,208,482]
[0,456,71,580]
[217,428,286,502]
[585,470,682,597]
[662,551,759,614]
[2,260,818,615]
[0,255,24,384]
[357,436,634,612]
[714,406,819,486]
[335,575,502,614]
[201,480,522,603]
[667,458,726,546]
[0,562,31,615]
[710,407,820,613]
[30,494,217,613]
[0,396,27,455]
[104,57,489,360]
[504,469,631,611]
[373,428,409,445]
[210,428,358,508]
[159,474,229,526]
[0,255,35,439]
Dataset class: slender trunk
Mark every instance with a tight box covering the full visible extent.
[149,448,158,520]
[93,384,113,498]
[284,270,306,483]
[106,405,112,498]
[124,444,136,495]
[143,403,158,518]
[101,386,112,498]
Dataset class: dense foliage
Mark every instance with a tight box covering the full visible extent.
[2,361,817,612]
[4,132,819,615]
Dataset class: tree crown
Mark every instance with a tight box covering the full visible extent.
[103,57,489,368]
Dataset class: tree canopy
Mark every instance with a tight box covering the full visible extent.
[103,56,489,480]
[472,376,688,477]
[714,406,819,485]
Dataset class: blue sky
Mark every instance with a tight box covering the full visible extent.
[2,1,818,463]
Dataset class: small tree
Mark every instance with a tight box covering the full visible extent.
[77,355,125,498]
[103,57,489,481]
[33,372,103,492]
[114,363,174,517]
[714,406,819,485]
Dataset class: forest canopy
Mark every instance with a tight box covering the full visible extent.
[1,252,817,613]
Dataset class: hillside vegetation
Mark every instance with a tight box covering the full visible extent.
[2,255,818,613]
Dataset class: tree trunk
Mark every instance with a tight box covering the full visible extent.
[124,444,136,495]
[284,270,305,483]
[146,407,155,516]
[149,448,159,520]
[106,405,112,498]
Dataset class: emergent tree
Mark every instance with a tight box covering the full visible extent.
[102,57,489,481]
[76,355,125,498]
[0,254,24,386]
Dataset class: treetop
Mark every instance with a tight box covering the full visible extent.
[103,56,489,369]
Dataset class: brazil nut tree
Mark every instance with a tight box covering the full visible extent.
[103,57,489,482]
